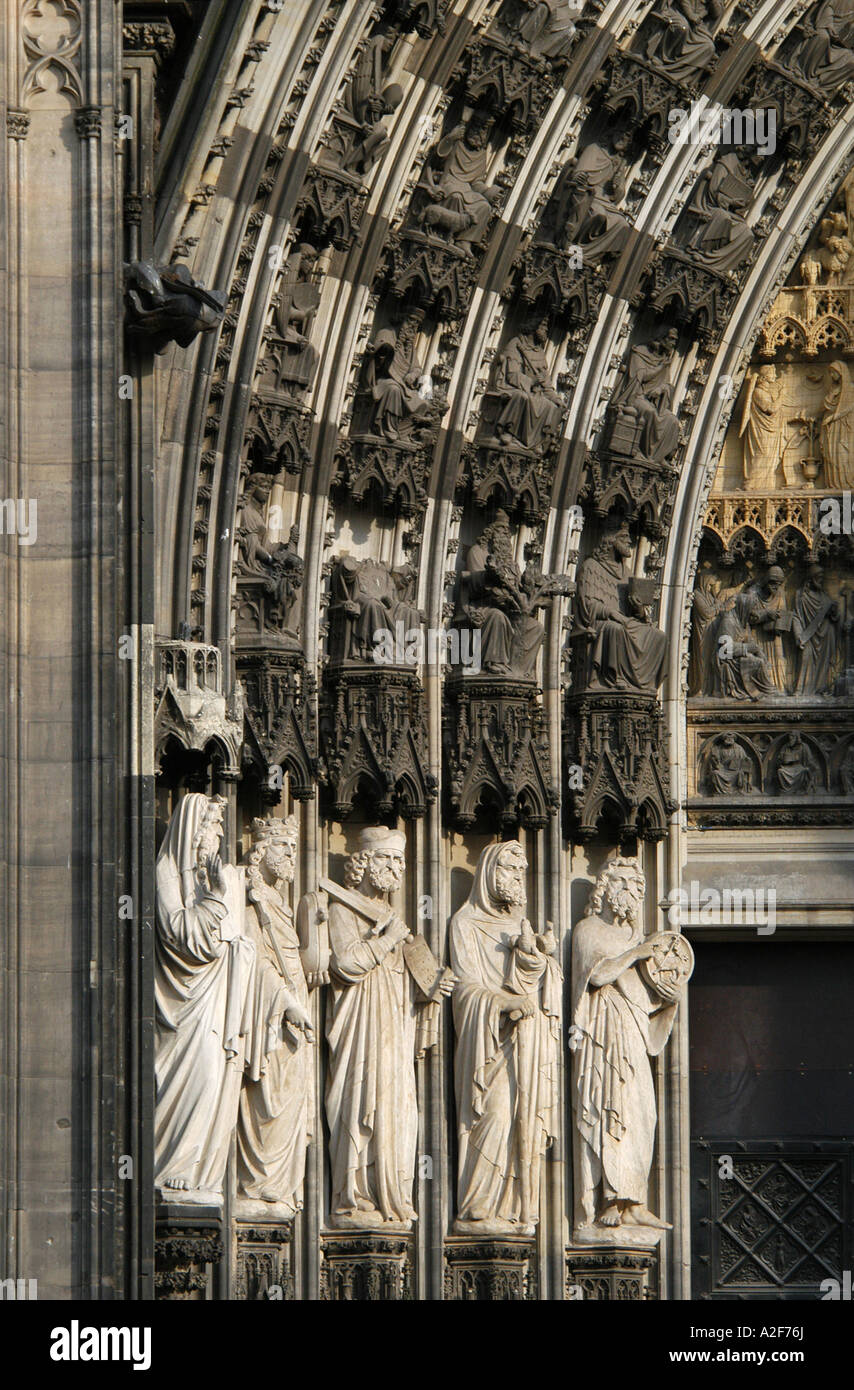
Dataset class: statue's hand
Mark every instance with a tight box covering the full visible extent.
[285,1002,315,1043]
[383,914,411,948]
[206,853,227,895]
[655,980,681,1004]
[634,939,658,961]
[436,968,457,999]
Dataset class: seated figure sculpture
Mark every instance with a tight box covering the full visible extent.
[460,511,568,675]
[330,556,425,662]
[573,523,668,693]
[491,322,564,453]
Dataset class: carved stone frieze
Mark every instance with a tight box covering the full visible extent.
[564,692,673,841]
[565,1247,658,1300]
[759,284,854,359]
[154,641,244,780]
[444,673,558,829]
[246,393,312,475]
[456,30,556,135]
[235,1223,294,1301]
[333,435,432,515]
[293,165,369,252]
[386,226,481,320]
[321,1234,413,1300]
[444,1236,537,1300]
[687,704,854,825]
[463,440,556,524]
[155,1214,223,1301]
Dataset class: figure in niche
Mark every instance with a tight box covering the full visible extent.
[572,857,690,1233]
[268,245,320,398]
[546,133,632,264]
[339,33,403,176]
[775,732,821,793]
[739,366,786,490]
[741,566,794,692]
[330,555,426,662]
[799,211,854,284]
[450,841,560,1235]
[460,511,567,675]
[792,1,854,102]
[418,118,502,255]
[237,473,304,644]
[609,327,681,464]
[645,0,722,85]
[688,563,727,697]
[513,0,581,60]
[819,360,854,488]
[707,733,755,794]
[362,324,444,441]
[325,827,454,1228]
[710,591,777,699]
[125,260,227,354]
[840,741,854,792]
[687,151,755,275]
[492,322,564,452]
[573,523,668,693]
[794,562,841,694]
[155,794,256,1201]
[237,816,315,1215]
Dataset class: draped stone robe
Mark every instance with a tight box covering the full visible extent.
[237,885,313,1212]
[155,795,256,1197]
[571,912,677,1228]
[575,552,668,692]
[451,848,561,1230]
[325,897,421,1225]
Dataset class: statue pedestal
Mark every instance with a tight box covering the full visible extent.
[154,1197,224,1301]
[565,1243,659,1301]
[235,1214,294,1300]
[321,1231,414,1300]
[443,1235,537,1300]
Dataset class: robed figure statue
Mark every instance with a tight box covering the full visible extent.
[451,841,561,1235]
[571,857,691,1238]
[155,794,256,1201]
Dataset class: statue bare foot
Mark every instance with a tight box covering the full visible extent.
[164,1177,189,1190]
[623,1203,671,1229]
[598,1203,622,1227]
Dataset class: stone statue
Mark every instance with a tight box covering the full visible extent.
[794,563,841,694]
[418,118,502,254]
[739,366,786,490]
[819,360,854,487]
[707,732,755,794]
[609,327,681,464]
[710,589,777,699]
[840,741,854,792]
[237,816,316,1215]
[688,564,726,696]
[450,841,560,1235]
[269,245,320,398]
[325,827,455,1228]
[236,473,304,644]
[125,260,227,353]
[492,322,564,452]
[546,134,632,263]
[571,856,691,1235]
[330,556,426,662]
[775,732,821,792]
[739,566,794,693]
[339,34,403,176]
[155,794,256,1201]
[362,324,442,441]
[792,1,854,101]
[799,211,854,284]
[688,152,755,275]
[645,0,722,84]
[574,524,668,693]
[460,511,568,675]
[512,0,581,60]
